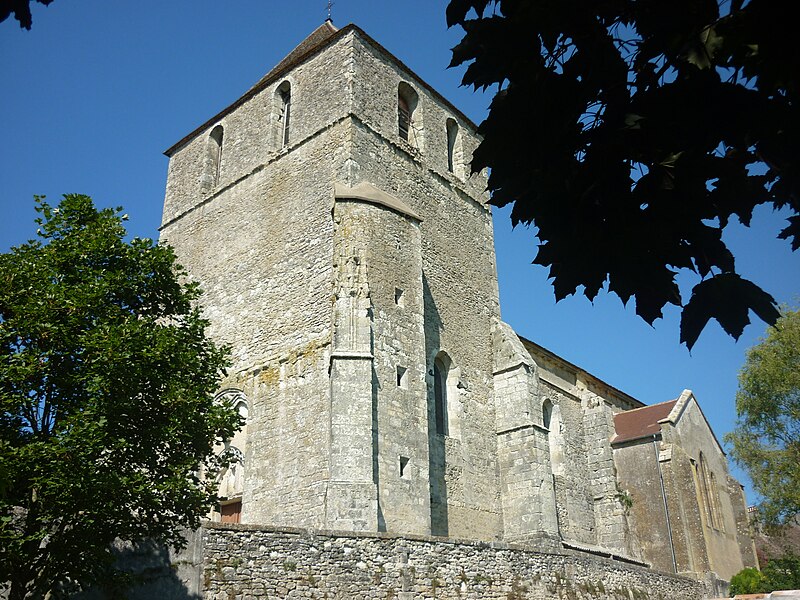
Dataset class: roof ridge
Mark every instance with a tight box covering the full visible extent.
[250,21,339,91]
[611,399,679,445]
[621,398,678,413]
[164,22,482,157]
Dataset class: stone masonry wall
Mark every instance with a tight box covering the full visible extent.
[331,199,430,535]
[199,522,708,599]
[160,55,355,527]
[662,397,752,580]
[539,381,596,545]
[350,34,486,201]
[580,385,628,553]
[613,440,675,573]
[612,393,758,582]
[162,33,354,225]
[492,321,558,542]
[162,25,503,538]
[346,31,502,541]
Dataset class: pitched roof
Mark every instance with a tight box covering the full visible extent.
[164,22,480,157]
[250,20,338,91]
[611,399,677,445]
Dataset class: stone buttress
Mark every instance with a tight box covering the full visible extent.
[328,182,430,534]
[492,320,559,543]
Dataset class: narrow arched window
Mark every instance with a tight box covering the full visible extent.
[709,471,724,531]
[542,399,553,430]
[207,125,224,187]
[398,94,411,141]
[446,118,459,173]
[398,82,420,148]
[433,355,448,436]
[234,399,248,421]
[697,452,720,529]
[276,81,291,147]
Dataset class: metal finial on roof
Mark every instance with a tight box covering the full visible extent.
[326,0,334,22]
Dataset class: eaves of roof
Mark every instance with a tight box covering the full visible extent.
[164,23,481,157]
[610,399,678,445]
[518,335,645,410]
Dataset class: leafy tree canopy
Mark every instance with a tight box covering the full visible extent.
[0,195,240,599]
[0,0,53,30]
[724,308,800,526]
[447,0,797,348]
[730,566,768,596]
[730,556,800,595]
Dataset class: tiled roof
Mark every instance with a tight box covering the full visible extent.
[611,399,677,445]
[250,20,338,91]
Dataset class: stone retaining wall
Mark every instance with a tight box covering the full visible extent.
[199,522,708,599]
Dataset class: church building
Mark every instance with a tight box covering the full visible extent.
[159,21,758,593]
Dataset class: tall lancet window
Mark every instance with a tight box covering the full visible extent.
[697,452,724,530]
[433,354,448,436]
[398,94,411,142]
[446,118,459,173]
[277,81,291,147]
[207,125,224,187]
[398,82,420,148]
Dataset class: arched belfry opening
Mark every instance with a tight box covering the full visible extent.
[397,82,421,149]
[276,80,291,147]
[446,118,462,177]
[205,124,224,189]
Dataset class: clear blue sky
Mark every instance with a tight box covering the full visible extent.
[2,1,798,503]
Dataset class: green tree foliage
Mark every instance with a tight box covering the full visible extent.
[0,195,240,599]
[729,567,767,595]
[725,309,800,525]
[729,556,800,595]
[0,0,53,29]
[764,555,800,593]
[447,0,797,348]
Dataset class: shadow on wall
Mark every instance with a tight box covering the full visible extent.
[423,272,448,536]
[73,533,203,600]
[373,360,387,532]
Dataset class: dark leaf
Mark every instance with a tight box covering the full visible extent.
[0,0,54,30]
[778,215,800,251]
[680,274,780,349]
[447,0,796,346]
[446,0,492,27]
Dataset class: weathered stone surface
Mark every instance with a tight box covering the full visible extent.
[198,522,709,600]
[613,390,759,581]
[155,21,757,600]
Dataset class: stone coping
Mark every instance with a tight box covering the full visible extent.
[561,539,649,567]
[203,520,520,549]
[334,181,422,222]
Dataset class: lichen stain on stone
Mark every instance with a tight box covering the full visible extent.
[258,365,281,386]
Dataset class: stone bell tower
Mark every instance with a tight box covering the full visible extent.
[160,21,559,543]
